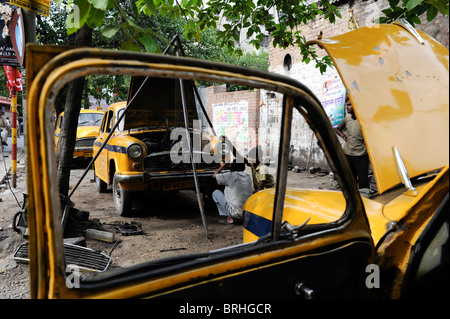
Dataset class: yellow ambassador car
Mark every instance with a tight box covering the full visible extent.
[93,77,225,216]
[55,109,104,158]
[23,21,448,300]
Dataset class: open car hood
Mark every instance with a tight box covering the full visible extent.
[309,23,449,194]
[123,76,199,130]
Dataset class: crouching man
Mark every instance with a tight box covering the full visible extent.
[212,160,253,225]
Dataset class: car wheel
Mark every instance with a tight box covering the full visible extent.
[95,169,107,193]
[113,174,133,216]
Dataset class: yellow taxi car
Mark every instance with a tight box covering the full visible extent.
[55,109,104,158]
[22,21,448,300]
[93,77,225,216]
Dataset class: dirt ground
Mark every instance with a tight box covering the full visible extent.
[0,161,336,299]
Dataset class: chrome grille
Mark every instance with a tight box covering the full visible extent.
[143,153,217,171]
[75,137,96,148]
[14,242,111,272]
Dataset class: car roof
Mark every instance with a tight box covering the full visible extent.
[309,23,449,194]
[59,109,104,116]
[105,101,126,112]
[79,109,104,114]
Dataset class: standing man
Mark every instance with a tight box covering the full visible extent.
[212,159,253,225]
[247,145,275,192]
[0,109,11,147]
[335,97,370,190]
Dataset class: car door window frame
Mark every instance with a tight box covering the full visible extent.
[26,46,371,298]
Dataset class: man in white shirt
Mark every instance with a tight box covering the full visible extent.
[212,159,253,225]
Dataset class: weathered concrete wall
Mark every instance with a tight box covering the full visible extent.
[263,0,449,170]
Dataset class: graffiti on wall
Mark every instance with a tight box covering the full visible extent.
[212,100,249,153]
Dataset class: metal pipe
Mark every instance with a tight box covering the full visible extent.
[177,51,209,239]
[171,35,216,136]
[272,95,294,240]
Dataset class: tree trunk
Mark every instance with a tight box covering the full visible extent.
[56,24,93,196]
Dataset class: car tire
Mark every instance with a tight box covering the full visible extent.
[113,174,133,216]
[95,169,107,193]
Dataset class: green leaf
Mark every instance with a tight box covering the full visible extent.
[101,24,122,38]
[142,0,158,16]
[388,0,400,8]
[88,0,114,11]
[410,15,422,24]
[86,6,105,29]
[138,31,159,53]
[67,0,91,35]
[382,8,393,16]
[374,17,388,24]
[329,14,335,23]
[430,0,449,15]
[427,5,438,21]
[121,40,141,52]
[406,0,424,11]
[160,5,168,17]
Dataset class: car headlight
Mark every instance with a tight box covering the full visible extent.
[127,143,143,159]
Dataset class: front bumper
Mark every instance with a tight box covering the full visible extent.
[73,147,94,158]
[114,170,217,183]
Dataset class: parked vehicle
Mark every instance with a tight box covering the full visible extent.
[93,94,223,216]
[55,109,104,159]
[23,21,448,299]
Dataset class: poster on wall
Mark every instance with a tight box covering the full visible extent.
[321,78,346,128]
[0,0,20,67]
[212,100,249,152]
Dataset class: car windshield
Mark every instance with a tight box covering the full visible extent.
[78,112,103,127]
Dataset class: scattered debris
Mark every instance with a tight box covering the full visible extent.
[114,222,143,236]
[85,228,115,242]
[1,259,17,272]
[292,165,302,173]
[160,247,186,252]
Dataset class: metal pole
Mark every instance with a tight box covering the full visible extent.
[168,36,216,136]
[176,53,209,239]
[11,93,17,187]
[272,96,293,240]
[21,9,36,191]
